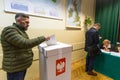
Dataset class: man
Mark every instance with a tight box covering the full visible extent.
[84,23,101,76]
[1,13,50,80]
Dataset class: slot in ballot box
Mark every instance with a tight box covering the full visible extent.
[38,42,72,80]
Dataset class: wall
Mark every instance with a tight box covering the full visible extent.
[0,0,95,80]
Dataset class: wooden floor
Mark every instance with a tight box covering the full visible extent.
[71,59,113,80]
[35,58,113,80]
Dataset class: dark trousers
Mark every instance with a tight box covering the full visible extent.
[7,70,26,80]
[86,53,95,72]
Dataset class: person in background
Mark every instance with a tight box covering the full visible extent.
[1,13,50,80]
[100,39,119,52]
[85,23,101,76]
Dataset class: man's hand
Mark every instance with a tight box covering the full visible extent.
[99,36,102,40]
[45,36,50,41]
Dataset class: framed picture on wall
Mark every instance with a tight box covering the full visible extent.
[4,0,63,20]
[66,0,82,29]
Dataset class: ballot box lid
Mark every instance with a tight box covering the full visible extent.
[38,42,72,57]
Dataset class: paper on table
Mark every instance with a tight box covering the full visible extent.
[46,34,57,46]
[101,49,120,56]
[100,49,110,53]
[110,52,120,57]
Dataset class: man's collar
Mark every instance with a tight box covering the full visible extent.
[13,23,26,31]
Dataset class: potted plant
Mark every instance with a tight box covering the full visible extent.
[84,16,93,31]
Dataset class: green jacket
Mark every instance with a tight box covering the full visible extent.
[1,23,45,73]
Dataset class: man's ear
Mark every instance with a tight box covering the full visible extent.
[16,17,22,23]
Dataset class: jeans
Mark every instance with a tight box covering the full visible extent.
[7,70,26,80]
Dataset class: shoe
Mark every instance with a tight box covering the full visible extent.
[85,69,88,72]
[85,67,88,72]
[87,71,97,76]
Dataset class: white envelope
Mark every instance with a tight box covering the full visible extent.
[46,34,57,46]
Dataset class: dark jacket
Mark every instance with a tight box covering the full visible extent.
[85,27,100,56]
[1,23,45,73]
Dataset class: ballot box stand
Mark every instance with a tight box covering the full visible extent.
[38,42,72,80]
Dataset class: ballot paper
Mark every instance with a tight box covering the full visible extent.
[101,49,110,53]
[46,34,57,46]
[110,52,120,57]
[101,49,120,57]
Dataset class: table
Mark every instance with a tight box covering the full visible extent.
[94,52,120,80]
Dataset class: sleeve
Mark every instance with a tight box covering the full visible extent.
[111,44,119,52]
[93,31,99,45]
[99,44,104,49]
[3,27,45,49]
